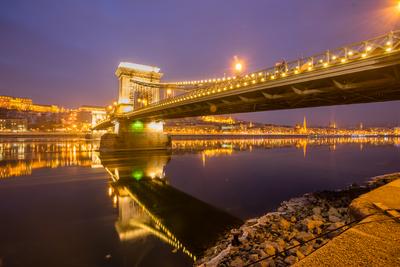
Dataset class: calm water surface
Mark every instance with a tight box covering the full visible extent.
[0,136,399,266]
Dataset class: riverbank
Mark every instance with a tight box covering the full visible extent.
[0,132,105,140]
[196,173,400,267]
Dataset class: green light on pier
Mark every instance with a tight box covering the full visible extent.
[131,120,144,132]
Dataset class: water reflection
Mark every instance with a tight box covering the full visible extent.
[173,136,400,166]
[0,137,399,266]
[100,151,242,262]
[0,137,399,179]
[0,140,100,179]
[172,136,400,151]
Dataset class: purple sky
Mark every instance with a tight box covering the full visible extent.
[1,0,400,127]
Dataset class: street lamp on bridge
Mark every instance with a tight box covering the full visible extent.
[233,56,244,76]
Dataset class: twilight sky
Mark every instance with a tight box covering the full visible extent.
[1,0,400,127]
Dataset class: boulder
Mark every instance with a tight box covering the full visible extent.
[299,244,314,255]
[249,254,259,262]
[328,207,340,217]
[254,261,269,267]
[279,218,291,230]
[327,221,345,231]
[312,206,322,215]
[230,257,244,267]
[303,218,324,231]
[328,215,342,223]
[284,255,298,265]
[263,244,277,256]
[296,250,305,260]
[295,231,314,242]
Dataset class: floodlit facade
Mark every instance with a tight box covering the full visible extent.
[115,62,163,112]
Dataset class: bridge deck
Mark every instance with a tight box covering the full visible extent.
[95,31,400,129]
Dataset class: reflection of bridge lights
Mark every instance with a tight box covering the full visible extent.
[132,169,144,181]
[113,195,118,207]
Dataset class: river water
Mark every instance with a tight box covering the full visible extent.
[0,136,399,266]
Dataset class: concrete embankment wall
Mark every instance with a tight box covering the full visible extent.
[295,177,400,266]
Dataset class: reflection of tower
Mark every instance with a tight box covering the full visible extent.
[101,151,242,263]
[202,152,206,167]
[301,140,307,158]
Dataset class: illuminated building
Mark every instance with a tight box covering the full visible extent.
[77,106,107,128]
[0,95,33,111]
[298,116,308,134]
[0,95,61,113]
[0,119,27,132]
[201,116,235,124]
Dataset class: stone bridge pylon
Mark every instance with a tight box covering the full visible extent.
[100,62,171,151]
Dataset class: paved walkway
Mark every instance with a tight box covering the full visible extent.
[295,178,400,267]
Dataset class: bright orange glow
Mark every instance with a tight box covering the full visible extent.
[235,62,242,72]
[233,56,244,74]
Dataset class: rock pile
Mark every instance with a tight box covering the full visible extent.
[196,173,400,267]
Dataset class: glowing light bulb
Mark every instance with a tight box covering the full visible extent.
[235,62,243,72]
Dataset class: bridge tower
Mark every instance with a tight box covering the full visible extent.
[100,62,171,151]
[115,62,163,113]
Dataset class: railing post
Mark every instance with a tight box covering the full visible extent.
[326,50,330,64]
[388,31,394,46]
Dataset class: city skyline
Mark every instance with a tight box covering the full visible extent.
[1,0,400,126]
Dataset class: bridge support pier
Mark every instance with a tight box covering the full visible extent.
[100,120,171,151]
